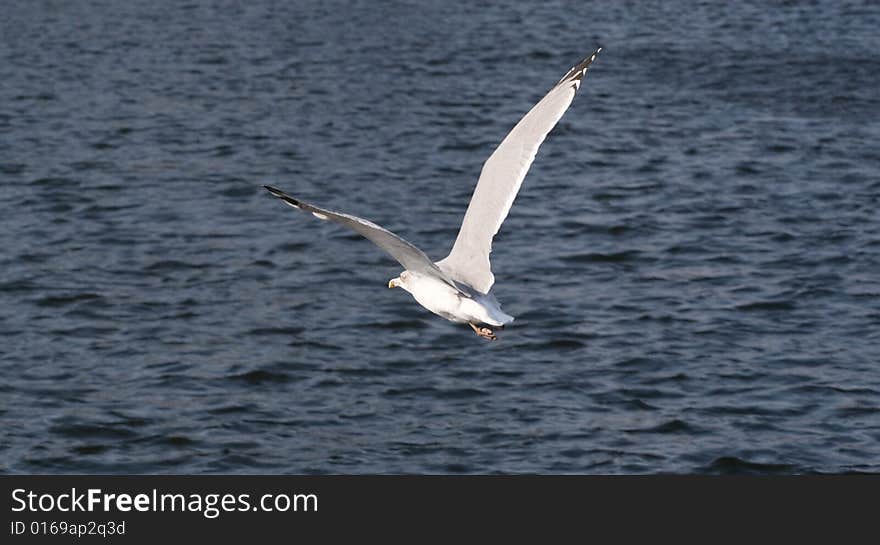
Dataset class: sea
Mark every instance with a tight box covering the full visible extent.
[1,0,878,473]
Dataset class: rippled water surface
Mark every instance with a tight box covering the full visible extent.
[2,0,879,474]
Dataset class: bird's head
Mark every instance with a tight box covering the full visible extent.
[388,271,410,291]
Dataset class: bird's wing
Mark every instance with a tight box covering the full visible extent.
[437,48,601,294]
[264,185,460,289]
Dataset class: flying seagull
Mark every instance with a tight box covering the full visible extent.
[265,48,601,340]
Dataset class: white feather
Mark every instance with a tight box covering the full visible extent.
[437,49,600,294]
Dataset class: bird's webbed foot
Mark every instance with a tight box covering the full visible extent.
[469,322,497,341]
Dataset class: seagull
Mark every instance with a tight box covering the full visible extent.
[265,48,601,340]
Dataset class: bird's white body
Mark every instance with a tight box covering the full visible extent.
[392,271,513,327]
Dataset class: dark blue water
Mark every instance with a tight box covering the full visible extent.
[2,0,878,474]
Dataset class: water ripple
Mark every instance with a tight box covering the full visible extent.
[1,0,878,475]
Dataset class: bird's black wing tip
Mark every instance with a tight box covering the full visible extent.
[576,46,602,72]
[264,185,289,199]
[558,46,603,86]
[263,185,302,208]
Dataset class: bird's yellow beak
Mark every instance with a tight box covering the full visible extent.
[388,279,397,289]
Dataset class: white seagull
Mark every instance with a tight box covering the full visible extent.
[265,48,601,340]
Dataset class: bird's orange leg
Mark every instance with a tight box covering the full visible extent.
[469,322,497,341]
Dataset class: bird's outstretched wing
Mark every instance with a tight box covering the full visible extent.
[264,185,459,288]
[437,48,602,294]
